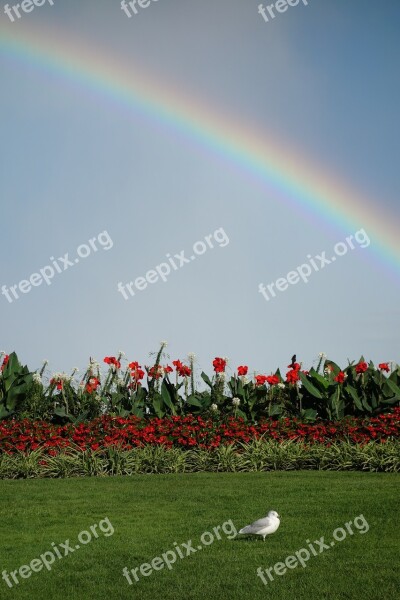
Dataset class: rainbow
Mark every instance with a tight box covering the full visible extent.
[1,21,399,279]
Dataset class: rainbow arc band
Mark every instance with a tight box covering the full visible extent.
[0,22,398,279]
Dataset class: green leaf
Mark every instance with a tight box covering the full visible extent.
[201,372,213,388]
[152,397,165,418]
[383,379,400,397]
[301,408,317,421]
[324,360,341,376]
[308,368,329,389]
[161,381,176,414]
[380,396,400,405]
[186,395,203,407]
[346,385,363,411]
[299,372,322,399]
[269,404,283,417]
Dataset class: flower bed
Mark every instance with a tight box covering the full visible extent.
[1,409,399,455]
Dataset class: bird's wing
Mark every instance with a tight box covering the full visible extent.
[249,516,272,529]
[239,516,272,533]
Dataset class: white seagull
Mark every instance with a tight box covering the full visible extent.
[239,510,280,541]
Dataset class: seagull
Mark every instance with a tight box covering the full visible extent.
[239,510,280,541]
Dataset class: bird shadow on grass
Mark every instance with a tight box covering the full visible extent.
[233,536,266,543]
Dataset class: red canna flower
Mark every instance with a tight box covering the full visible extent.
[286,369,300,384]
[255,374,268,386]
[172,360,191,377]
[335,371,346,384]
[378,363,390,373]
[181,365,191,377]
[128,361,145,381]
[50,378,63,391]
[237,365,248,376]
[164,365,173,374]
[86,377,100,394]
[213,357,227,373]
[355,361,368,374]
[104,356,121,369]
[287,362,301,371]
[266,374,280,385]
[148,365,163,380]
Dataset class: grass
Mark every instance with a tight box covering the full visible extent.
[0,472,398,599]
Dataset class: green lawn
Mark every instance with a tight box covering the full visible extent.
[0,473,398,599]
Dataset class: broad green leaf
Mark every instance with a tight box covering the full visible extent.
[299,372,323,399]
[201,372,213,388]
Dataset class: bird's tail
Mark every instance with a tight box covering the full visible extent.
[239,526,252,534]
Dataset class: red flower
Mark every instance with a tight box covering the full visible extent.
[148,365,163,380]
[1,354,9,372]
[237,365,248,376]
[335,371,346,384]
[255,375,268,386]
[86,377,100,394]
[164,365,173,374]
[181,365,191,377]
[287,362,301,371]
[355,361,368,374]
[213,357,227,373]
[266,374,280,385]
[286,369,299,384]
[379,363,390,373]
[129,361,145,381]
[172,360,191,377]
[50,378,63,390]
[104,356,121,369]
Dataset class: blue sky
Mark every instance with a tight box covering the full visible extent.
[0,0,399,379]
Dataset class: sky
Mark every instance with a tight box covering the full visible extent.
[0,0,399,380]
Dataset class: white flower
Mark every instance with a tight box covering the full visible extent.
[278,383,285,389]
[217,372,226,382]
[211,404,218,412]
[117,378,125,386]
[118,350,126,357]
[33,373,42,384]
[51,372,72,383]
[318,352,327,359]
[188,352,196,361]
[160,340,168,348]
[232,397,240,407]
